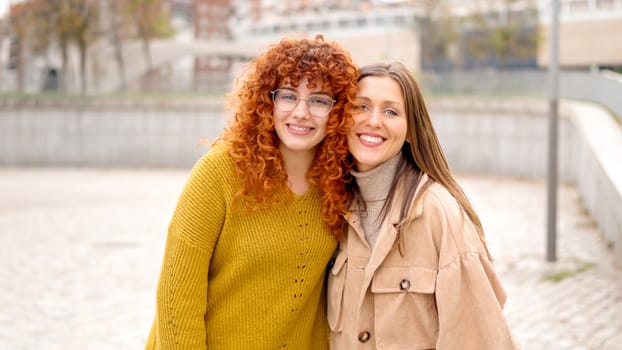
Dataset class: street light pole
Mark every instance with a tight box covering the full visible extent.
[546,0,560,262]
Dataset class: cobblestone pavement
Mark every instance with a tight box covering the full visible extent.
[0,169,620,350]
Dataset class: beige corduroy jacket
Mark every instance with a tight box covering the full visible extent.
[327,174,519,350]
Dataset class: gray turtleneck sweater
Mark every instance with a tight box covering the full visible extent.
[351,153,401,248]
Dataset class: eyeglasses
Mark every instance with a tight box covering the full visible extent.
[271,89,336,117]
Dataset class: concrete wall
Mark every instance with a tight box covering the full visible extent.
[0,99,228,167]
[0,97,620,258]
[564,101,622,258]
[430,98,578,182]
[430,98,622,258]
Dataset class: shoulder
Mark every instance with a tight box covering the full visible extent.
[402,175,460,222]
[179,142,240,198]
[412,179,486,257]
[190,142,237,180]
[422,182,461,216]
[396,175,460,236]
[408,181,464,236]
[196,142,233,170]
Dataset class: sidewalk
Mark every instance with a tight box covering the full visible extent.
[461,176,622,349]
[0,169,620,349]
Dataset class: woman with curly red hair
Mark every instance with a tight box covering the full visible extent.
[145,35,358,349]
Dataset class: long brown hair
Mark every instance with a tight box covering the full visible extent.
[356,62,486,247]
[219,35,358,238]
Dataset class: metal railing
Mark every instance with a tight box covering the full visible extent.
[419,69,622,123]
[3,63,621,125]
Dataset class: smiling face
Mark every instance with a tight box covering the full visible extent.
[348,76,408,172]
[273,77,332,158]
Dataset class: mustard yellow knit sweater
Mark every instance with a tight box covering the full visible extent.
[145,143,337,349]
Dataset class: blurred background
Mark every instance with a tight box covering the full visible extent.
[0,0,621,97]
[0,0,621,349]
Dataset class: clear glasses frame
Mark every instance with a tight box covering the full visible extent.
[270,89,336,117]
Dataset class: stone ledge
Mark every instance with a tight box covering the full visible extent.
[0,96,227,112]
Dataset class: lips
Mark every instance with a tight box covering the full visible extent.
[358,133,384,145]
[287,123,314,134]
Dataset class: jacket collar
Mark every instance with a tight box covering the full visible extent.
[354,173,431,305]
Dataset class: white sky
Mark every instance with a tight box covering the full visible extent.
[0,0,22,18]
[0,1,9,18]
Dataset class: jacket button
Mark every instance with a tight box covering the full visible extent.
[358,331,371,343]
[400,279,411,290]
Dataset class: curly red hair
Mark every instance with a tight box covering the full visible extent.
[219,35,358,238]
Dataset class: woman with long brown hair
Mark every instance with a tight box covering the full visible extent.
[328,62,518,349]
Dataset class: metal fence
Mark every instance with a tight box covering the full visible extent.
[419,69,622,123]
[3,63,621,125]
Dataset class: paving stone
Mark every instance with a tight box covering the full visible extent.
[0,169,620,349]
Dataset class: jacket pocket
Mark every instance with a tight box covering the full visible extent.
[371,266,439,349]
[327,251,348,332]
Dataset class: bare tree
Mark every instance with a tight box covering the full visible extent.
[57,6,71,94]
[66,0,98,95]
[124,0,173,91]
[51,0,100,94]
[0,17,7,92]
[109,0,127,91]
[32,0,68,93]
[31,0,98,95]
[8,2,32,93]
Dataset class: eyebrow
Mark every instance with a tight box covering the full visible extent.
[357,96,403,107]
[279,86,333,96]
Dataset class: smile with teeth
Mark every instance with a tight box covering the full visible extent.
[288,124,313,132]
[359,134,384,144]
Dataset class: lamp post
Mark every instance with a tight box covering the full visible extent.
[546,0,560,262]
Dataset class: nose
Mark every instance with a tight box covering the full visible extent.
[366,109,382,127]
[291,99,310,119]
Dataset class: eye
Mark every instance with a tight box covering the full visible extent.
[384,108,399,117]
[278,91,297,101]
[358,103,370,112]
[308,95,332,106]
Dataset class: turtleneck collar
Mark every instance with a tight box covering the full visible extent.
[351,153,402,202]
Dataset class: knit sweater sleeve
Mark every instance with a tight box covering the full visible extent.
[153,146,230,349]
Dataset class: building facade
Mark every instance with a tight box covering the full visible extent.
[538,0,622,70]
[225,0,427,71]
[194,0,232,40]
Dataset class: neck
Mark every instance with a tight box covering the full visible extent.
[280,146,316,196]
[353,153,401,202]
